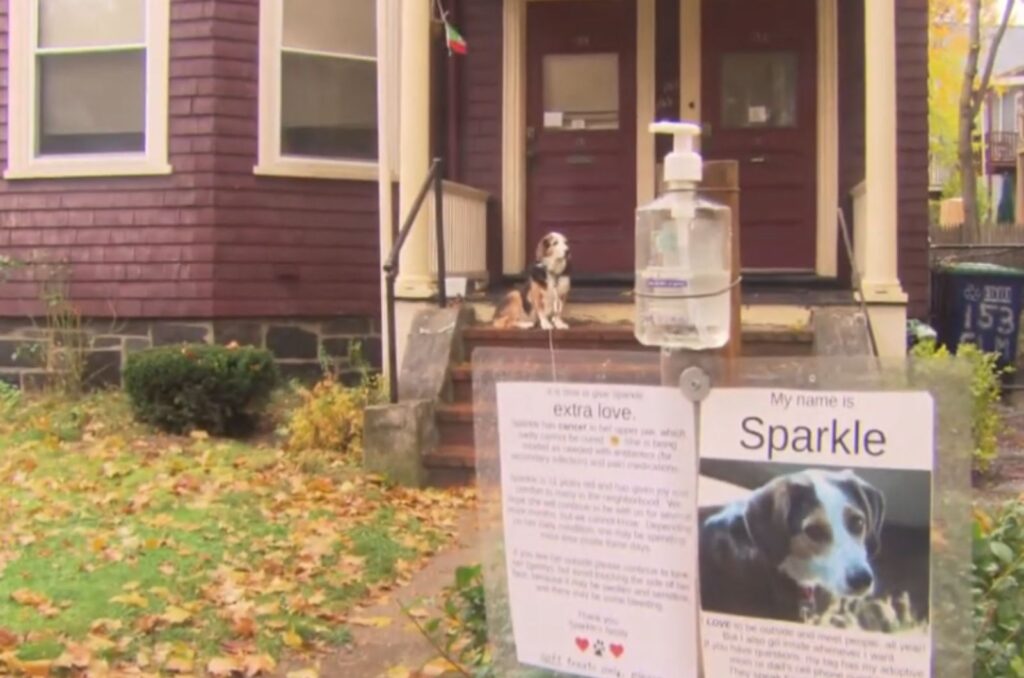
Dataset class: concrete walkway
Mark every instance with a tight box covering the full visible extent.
[274,509,481,678]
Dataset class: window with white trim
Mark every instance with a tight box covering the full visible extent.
[5,0,170,179]
[257,0,379,180]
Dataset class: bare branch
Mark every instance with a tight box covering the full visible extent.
[973,0,1017,112]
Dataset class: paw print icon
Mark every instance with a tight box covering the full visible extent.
[593,640,606,657]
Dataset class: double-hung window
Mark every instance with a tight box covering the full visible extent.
[6,0,171,179]
[257,0,378,180]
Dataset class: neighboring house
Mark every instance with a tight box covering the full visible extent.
[982,26,1024,223]
[0,0,928,391]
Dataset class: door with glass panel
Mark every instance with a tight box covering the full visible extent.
[526,0,637,275]
[702,0,817,271]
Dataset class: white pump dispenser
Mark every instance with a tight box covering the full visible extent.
[649,121,703,189]
[634,121,732,349]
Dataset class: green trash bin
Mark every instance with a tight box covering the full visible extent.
[931,262,1024,367]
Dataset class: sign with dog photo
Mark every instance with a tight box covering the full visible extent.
[698,388,934,678]
[495,382,700,678]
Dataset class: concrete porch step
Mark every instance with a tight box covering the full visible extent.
[420,320,818,487]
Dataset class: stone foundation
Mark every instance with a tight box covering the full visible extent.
[0,316,380,390]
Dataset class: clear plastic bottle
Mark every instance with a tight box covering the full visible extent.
[634,123,732,349]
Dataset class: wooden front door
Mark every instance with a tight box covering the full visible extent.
[526,0,637,275]
[702,0,818,271]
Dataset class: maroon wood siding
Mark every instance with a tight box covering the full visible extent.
[0,0,379,320]
[457,0,502,197]
[838,0,929,318]
[895,0,930,318]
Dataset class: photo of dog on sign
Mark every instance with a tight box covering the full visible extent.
[697,461,931,634]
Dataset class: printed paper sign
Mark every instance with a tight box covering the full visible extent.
[698,388,935,678]
[496,382,699,678]
[544,111,565,129]
[748,105,769,124]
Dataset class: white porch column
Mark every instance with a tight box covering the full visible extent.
[862,0,907,356]
[396,0,434,298]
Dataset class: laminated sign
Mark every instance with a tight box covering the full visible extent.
[495,382,700,678]
[494,382,935,678]
[698,389,934,678]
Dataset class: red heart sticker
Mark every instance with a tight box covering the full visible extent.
[575,637,590,652]
[610,644,625,658]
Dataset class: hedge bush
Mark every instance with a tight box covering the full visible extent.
[124,344,278,436]
[910,339,1007,473]
[974,501,1024,677]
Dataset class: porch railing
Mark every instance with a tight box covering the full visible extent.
[383,157,447,404]
[986,131,1018,170]
[427,181,489,281]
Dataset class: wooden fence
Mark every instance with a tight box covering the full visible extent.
[930,222,1024,246]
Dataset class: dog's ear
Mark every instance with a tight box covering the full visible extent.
[834,471,886,555]
[536,235,551,261]
[744,476,815,564]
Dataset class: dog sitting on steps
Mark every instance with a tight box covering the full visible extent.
[492,232,571,330]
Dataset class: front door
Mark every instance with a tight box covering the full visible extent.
[526,0,637,275]
[702,0,818,271]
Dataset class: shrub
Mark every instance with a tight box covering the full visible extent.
[287,341,384,456]
[287,375,382,456]
[0,381,20,417]
[911,340,1007,473]
[406,564,493,676]
[973,502,1024,677]
[123,344,278,436]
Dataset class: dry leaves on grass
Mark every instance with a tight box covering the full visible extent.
[0,391,475,676]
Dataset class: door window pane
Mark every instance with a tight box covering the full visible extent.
[720,51,797,129]
[39,0,144,48]
[543,53,619,130]
[281,53,378,160]
[283,0,375,57]
[38,51,145,154]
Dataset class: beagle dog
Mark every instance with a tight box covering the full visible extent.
[492,232,571,330]
[699,469,885,623]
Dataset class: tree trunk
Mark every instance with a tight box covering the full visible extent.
[959,0,1016,238]
[959,0,982,237]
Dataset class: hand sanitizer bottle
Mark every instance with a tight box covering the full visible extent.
[634,122,732,349]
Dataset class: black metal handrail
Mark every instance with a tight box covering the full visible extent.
[383,157,448,404]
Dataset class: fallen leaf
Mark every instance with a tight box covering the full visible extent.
[232,615,257,639]
[17,659,53,676]
[385,665,411,678]
[420,657,461,677]
[286,669,319,678]
[109,591,148,608]
[243,653,277,675]
[161,605,192,625]
[0,628,17,649]
[164,656,194,673]
[11,589,48,607]
[53,641,92,669]
[282,629,305,650]
[207,656,243,676]
[349,616,393,628]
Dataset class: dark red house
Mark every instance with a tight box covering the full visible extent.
[0,0,929,389]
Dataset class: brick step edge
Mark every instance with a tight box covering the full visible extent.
[424,444,478,468]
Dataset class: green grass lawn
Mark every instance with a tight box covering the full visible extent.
[0,391,470,676]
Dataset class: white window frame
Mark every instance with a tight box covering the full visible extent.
[5,0,171,180]
[255,0,379,181]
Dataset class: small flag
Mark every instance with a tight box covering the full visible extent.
[446,22,467,55]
